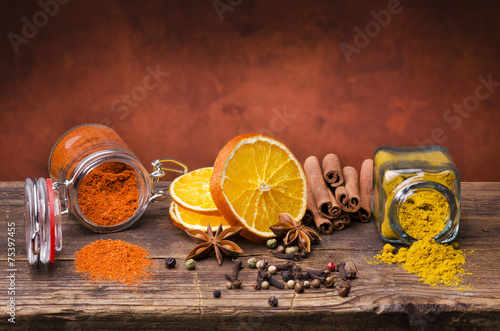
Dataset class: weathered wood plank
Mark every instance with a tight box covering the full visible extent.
[0,182,499,329]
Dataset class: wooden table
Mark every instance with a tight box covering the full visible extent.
[1,182,499,330]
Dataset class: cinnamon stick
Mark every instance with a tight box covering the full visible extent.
[339,212,351,226]
[306,187,334,234]
[332,218,345,231]
[327,188,341,219]
[350,210,361,221]
[304,156,335,219]
[322,154,344,187]
[340,166,361,212]
[334,186,348,210]
[357,159,373,222]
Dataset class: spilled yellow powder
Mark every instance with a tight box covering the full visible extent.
[372,238,470,287]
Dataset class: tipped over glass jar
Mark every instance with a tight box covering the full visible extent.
[373,146,461,245]
[25,124,187,264]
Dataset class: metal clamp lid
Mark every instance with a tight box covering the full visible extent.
[24,178,63,264]
[149,158,188,201]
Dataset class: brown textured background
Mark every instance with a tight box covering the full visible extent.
[1,0,499,181]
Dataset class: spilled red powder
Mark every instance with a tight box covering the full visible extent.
[74,239,153,285]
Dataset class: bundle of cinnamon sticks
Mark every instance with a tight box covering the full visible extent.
[302,154,373,234]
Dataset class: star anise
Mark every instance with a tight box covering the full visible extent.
[185,223,243,265]
[269,213,321,253]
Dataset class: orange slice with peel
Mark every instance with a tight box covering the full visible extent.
[169,167,219,216]
[210,134,308,243]
[169,201,230,231]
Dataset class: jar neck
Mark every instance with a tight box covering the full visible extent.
[388,180,460,245]
[48,124,131,181]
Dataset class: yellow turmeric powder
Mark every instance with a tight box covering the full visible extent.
[380,170,456,240]
[373,238,468,287]
[399,191,449,239]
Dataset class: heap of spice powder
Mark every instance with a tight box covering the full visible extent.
[78,162,139,226]
[398,190,449,239]
[74,239,153,285]
[372,239,470,287]
[371,189,470,287]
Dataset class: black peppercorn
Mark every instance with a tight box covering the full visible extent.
[268,296,278,307]
[213,289,221,298]
[165,257,176,269]
[282,270,294,282]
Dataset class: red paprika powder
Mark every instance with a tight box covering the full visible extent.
[78,162,139,226]
[74,239,153,285]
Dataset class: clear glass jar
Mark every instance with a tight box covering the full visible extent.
[373,146,461,245]
[25,124,187,264]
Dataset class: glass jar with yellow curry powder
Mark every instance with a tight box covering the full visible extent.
[373,146,460,245]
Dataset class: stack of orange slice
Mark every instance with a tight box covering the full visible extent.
[169,167,230,231]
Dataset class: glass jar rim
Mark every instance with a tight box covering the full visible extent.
[69,151,152,233]
[388,180,460,245]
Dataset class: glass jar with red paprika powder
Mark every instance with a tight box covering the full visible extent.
[25,124,187,264]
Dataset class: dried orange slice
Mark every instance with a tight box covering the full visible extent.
[210,134,308,242]
[169,201,230,231]
[169,167,219,216]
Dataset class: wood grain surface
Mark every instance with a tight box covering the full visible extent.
[0,182,499,330]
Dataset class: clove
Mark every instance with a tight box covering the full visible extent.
[224,273,237,282]
[232,258,243,275]
[338,281,351,297]
[267,276,285,289]
[225,258,243,288]
[344,261,357,279]
[254,269,270,290]
[255,268,284,290]
[291,265,302,274]
[307,269,330,277]
[338,262,347,281]
[299,250,310,259]
[275,261,296,272]
[307,272,326,284]
[325,276,335,288]
[274,252,301,261]
[297,270,311,280]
